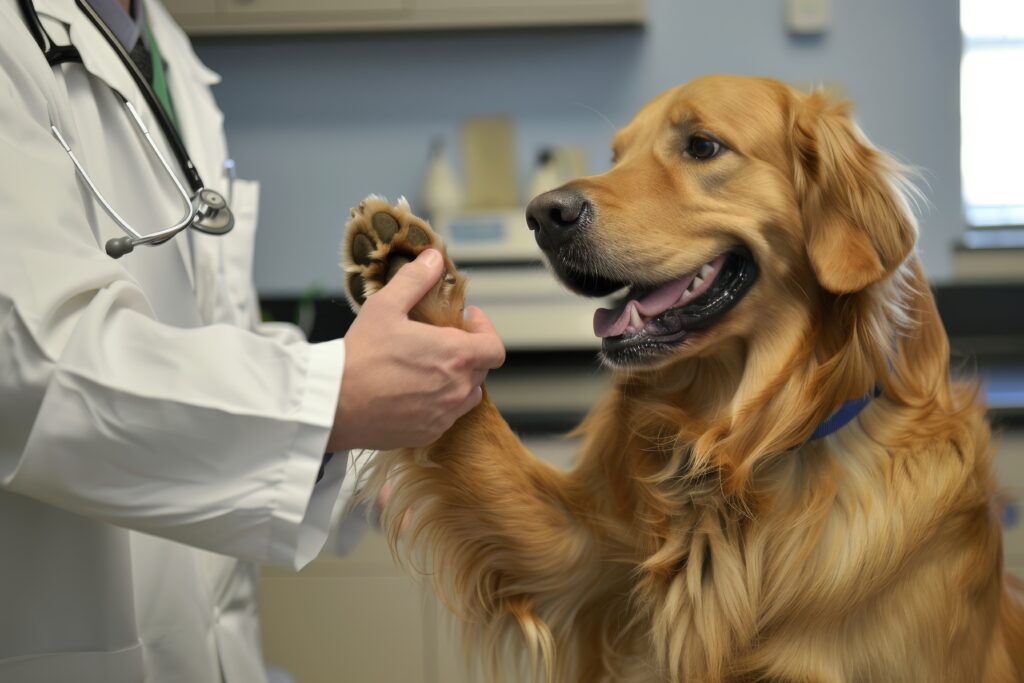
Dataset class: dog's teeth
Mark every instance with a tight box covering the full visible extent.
[629,304,642,330]
[692,276,704,290]
[700,264,714,278]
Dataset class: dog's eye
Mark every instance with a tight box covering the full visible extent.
[685,135,722,160]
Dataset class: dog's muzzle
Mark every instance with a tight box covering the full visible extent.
[526,188,592,253]
[525,188,625,297]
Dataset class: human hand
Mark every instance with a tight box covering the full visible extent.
[327,249,505,451]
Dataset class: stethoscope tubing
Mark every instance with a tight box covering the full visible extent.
[17,0,234,258]
[50,98,197,246]
[20,0,206,195]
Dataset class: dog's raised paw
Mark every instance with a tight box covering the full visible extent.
[342,196,465,327]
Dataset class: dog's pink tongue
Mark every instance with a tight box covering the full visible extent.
[592,275,694,338]
[593,304,632,339]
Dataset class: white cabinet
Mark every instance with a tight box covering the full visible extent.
[161,0,644,34]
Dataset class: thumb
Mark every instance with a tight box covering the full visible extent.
[463,306,506,369]
[373,249,443,314]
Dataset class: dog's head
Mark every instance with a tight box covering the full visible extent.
[527,75,917,372]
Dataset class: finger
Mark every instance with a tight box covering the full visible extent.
[463,305,497,335]
[463,306,506,369]
[450,384,483,421]
[372,249,443,314]
[469,368,488,388]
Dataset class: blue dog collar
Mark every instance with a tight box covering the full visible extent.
[809,386,881,441]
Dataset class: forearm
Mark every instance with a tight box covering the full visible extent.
[0,279,346,567]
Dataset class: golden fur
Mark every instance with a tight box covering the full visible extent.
[343,75,1024,682]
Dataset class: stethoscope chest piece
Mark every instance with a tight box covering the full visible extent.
[193,189,234,235]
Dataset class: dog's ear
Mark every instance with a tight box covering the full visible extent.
[791,93,916,294]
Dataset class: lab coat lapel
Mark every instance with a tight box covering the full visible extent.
[34,0,198,288]
[148,0,229,323]
[146,0,225,182]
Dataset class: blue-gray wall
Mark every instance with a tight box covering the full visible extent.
[193,0,962,295]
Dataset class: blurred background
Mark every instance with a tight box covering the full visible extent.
[163,0,1023,680]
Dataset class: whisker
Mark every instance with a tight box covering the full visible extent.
[572,101,620,135]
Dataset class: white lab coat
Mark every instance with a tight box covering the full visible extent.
[0,1,354,681]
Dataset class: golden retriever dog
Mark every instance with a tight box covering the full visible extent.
[342,75,1024,682]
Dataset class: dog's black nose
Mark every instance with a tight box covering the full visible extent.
[526,188,590,251]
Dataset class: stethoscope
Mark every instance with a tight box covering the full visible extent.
[17,0,234,259]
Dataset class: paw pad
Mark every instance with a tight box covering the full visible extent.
[351,233,375,266]
[341,196,466,326]
[371,212,401,242]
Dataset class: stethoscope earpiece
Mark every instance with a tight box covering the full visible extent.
[106,236,136,259]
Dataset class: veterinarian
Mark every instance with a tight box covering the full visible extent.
[0,0,505,681]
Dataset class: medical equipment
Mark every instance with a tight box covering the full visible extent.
[17,0,234,258]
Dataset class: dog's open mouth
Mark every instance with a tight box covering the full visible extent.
[573,249,757,365]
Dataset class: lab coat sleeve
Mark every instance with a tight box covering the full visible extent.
[0,34,346,570]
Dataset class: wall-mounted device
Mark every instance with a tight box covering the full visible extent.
[786,0,830,35]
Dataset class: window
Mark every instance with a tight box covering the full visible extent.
[961,0,1024,228]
